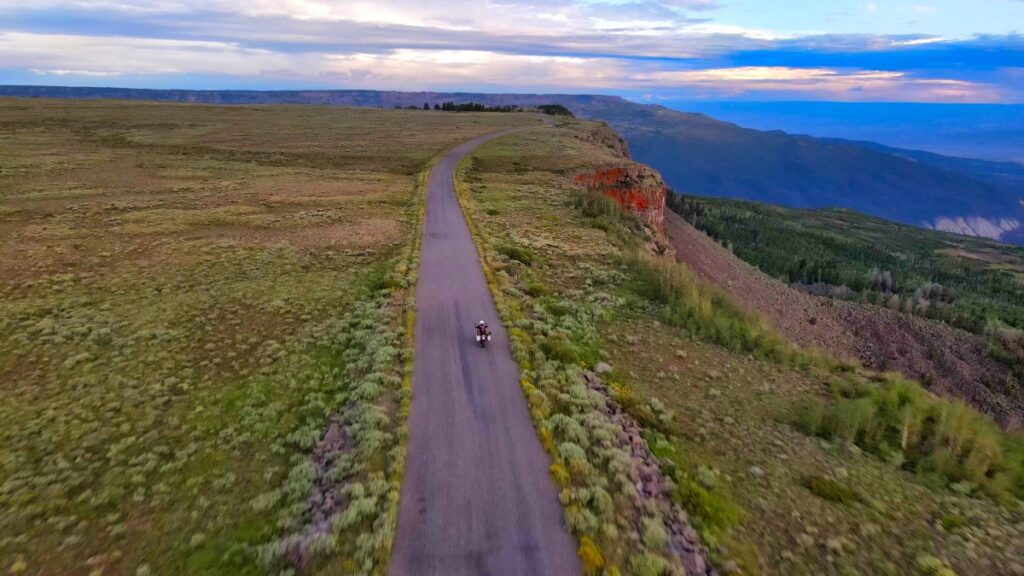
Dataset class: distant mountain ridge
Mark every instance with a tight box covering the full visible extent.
[0,85,603,108]
[4,85,1022,243]
[598,104,1024,244]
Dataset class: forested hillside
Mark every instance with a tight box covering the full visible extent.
[668,193,1024,384]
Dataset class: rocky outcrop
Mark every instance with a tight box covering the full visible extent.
[577,122,631,158]
[928,215,1022,241]
[582,370,718,576]
[573,164,669,233]
[572,121,670,235]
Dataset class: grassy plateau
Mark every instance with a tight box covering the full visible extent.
[456,120,1024,575]
[3,96,1022,576]
[0,98,539,575]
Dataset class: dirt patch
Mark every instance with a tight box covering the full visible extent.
[936,246,1024,270]
[249,174,401,199]
[290,218,404,249]
[201,218,404,249]
[666,211,1024,430]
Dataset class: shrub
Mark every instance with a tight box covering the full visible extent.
[915,554,957,576]
[572,190,642,236]
[524,282,549,297]
[940,514,965,531]
[986,322,1024,382]
[497,243,534,266]
[628,554,670,576]
[546,300,571,317]
[536,104,575,117]
[803,475,862,506]
[641,517,669,551]
[541,334,580,364]
[625,248,795,362]
[674,473,742,533]
[610,384,662,432]
[577,536,605,574]
[794,373,1024,500]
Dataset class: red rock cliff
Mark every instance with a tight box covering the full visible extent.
[573,164,668,233]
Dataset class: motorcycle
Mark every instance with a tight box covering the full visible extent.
[476,327,492,348]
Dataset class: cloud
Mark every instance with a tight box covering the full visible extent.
[890,36,945,47]
[1,31,1003,102]
[0,1,1021,101]
[638,66,997,101]
[30,69,123,77]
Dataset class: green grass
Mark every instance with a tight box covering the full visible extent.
[803,475,863,506]
[0,98,540,575]
[456,122,1024,576]
[496,242,535,266]
[625,246,796,362]
[795,374,1024,500]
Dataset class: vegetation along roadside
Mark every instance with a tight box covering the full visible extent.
[456,119,1024,575]
[0,98,536,575]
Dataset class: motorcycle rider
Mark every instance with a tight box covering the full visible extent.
[476,320,490,338]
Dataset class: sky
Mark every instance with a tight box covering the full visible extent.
[1,1,1023,102]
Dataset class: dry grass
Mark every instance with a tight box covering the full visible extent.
[0,97,540,575]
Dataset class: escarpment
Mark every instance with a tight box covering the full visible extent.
[576,121,631,158]
[573,165,669,233]
[573,124,670,236]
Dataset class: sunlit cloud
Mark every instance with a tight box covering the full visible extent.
[638,66,995,101]
[0,0,1021,101]
[30,69,123,77]
[891,36,946,47]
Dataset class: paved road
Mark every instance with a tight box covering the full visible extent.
[390,127,580,576]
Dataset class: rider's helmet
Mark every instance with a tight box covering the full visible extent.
[478,320,485,326]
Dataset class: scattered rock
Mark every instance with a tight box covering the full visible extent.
[826,537,848,554]
[594,362,613,375]
[748,466,765,479]
[665,210,1024,429]
[722,560,742,575]
[581,371,717,576]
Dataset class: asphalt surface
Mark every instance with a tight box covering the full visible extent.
[390,127,581,576]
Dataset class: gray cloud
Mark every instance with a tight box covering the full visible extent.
[0,0,1021,101]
